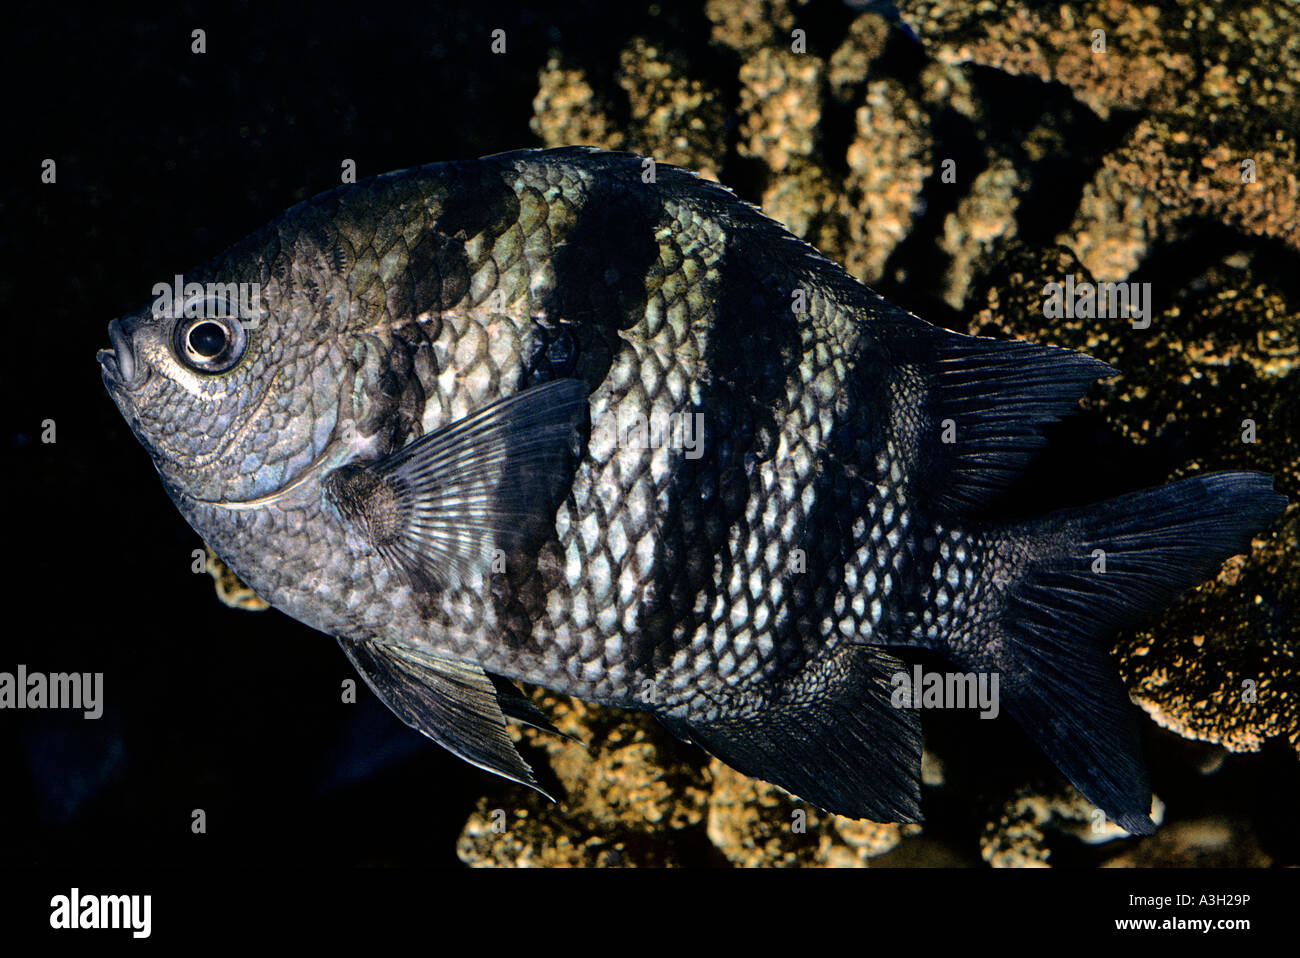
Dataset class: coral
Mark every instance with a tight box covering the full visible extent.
[1058,163,1161,284]
[457,690,920,867]
[531,58,625,152]
[706,762,919,867]
[903,0,1198,118]
[843,79,933,283]
[456,691,711,866]
[704,0,800,57]
[1100,116,1300,260]
[737,47,824,173]
[940,156,1020,307]
[205,546,269,611]
[760,161,854,266]
[1100,817,1272,867]
[981,784,1165,868]
[903,0,1300,258]
[457,801,664,867]
[617,38,727,179]
[828,13,892,102]
[531,41,726,179]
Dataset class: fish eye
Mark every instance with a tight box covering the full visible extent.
[172,307,247,374]
[189,322,227,356]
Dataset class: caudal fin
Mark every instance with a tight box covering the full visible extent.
[949,472,1285,834]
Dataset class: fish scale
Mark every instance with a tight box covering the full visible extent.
[99,147,1285,830]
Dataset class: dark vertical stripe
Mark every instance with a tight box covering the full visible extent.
[528,168,662,391]
[630,168,813,682]
[508,160,666,648]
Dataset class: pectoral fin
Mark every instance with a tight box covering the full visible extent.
[339,637,553,796]
[326,378,589,592]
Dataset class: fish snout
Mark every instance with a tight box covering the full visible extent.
[97,318,146,390]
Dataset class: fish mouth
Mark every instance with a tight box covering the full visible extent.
[97,319,146,390]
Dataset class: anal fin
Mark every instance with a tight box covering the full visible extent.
[659,646,923,822]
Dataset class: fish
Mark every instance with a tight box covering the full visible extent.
[97,147,1285,834]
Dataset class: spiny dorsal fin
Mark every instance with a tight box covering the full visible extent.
[326,378,588,592]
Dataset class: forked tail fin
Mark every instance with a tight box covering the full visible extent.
[941,472,1285,834]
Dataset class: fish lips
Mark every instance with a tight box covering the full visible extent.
[97,318,147,391]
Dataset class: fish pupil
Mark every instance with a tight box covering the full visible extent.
[189,322,227,357]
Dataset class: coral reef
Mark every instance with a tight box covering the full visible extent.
[967,244,1299,756]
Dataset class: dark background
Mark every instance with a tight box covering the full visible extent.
[3,0,669,868]
[2,0,1296,869]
